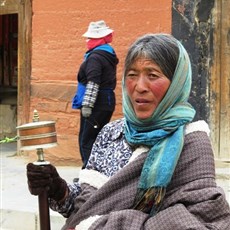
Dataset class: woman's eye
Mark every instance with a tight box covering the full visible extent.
[126,72,137,78]
[148,73,158,79]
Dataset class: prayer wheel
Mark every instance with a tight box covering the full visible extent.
[17,120,57,151]
[17,111,57,230]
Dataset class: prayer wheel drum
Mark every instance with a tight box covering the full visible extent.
[17,119,56,230]
[17,121,57,150]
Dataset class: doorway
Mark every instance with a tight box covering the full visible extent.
[0,0,32,144]
[0,14,18,140]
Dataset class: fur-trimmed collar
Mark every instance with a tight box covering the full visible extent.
[185,120,210,136]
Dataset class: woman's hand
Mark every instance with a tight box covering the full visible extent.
[26,163,68,202]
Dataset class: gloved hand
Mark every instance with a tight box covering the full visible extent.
[81,106,92,117]
[26,163,68,202]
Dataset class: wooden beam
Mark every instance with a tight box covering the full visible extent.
[210,0,221,157]
[219,0,230,158]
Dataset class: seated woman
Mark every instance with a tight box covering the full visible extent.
[27,33,230,230]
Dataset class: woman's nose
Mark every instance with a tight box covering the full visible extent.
[135,75,148,92]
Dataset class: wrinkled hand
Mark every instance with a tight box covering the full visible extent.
[26,163,67,201]
[81,106,92,117]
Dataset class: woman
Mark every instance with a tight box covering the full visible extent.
[72,20,119,168]
[27,33,230,229]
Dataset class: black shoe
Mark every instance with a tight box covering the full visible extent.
[73,178,79,183]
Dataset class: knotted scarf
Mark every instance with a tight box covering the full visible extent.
[122,40,196,215]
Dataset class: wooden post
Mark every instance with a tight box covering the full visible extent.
[38,186,51,230]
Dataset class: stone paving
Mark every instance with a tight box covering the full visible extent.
[0,142,229,229]
[1,142,80,229]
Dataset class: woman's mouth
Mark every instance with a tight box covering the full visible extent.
[135,98,149,104]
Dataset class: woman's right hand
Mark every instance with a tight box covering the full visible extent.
[26,163,68,202]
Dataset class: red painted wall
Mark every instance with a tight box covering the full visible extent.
[29,0,172,165]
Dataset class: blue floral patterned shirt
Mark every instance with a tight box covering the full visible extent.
[50,118,134,217]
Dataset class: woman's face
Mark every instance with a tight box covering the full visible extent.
[125,58,171,119]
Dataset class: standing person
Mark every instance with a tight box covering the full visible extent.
[27,33,230,229]
[72,20,119,168]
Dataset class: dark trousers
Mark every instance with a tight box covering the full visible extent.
[79,110,113,169]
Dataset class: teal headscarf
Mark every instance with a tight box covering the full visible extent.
[122,38,196,215]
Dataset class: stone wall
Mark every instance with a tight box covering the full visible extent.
[26,0,172,165]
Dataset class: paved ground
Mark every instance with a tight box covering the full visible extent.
[0,142,230,229]
[0,142,81,229]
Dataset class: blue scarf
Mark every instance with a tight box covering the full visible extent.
[122,41,196,215]
[84,44,115,59]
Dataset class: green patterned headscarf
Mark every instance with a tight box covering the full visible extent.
[122,35,196,215]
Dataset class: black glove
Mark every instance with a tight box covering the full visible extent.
[26,163,68,202]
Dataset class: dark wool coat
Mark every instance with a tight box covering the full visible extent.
[77,50,119,111]
[59,120,230,230]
